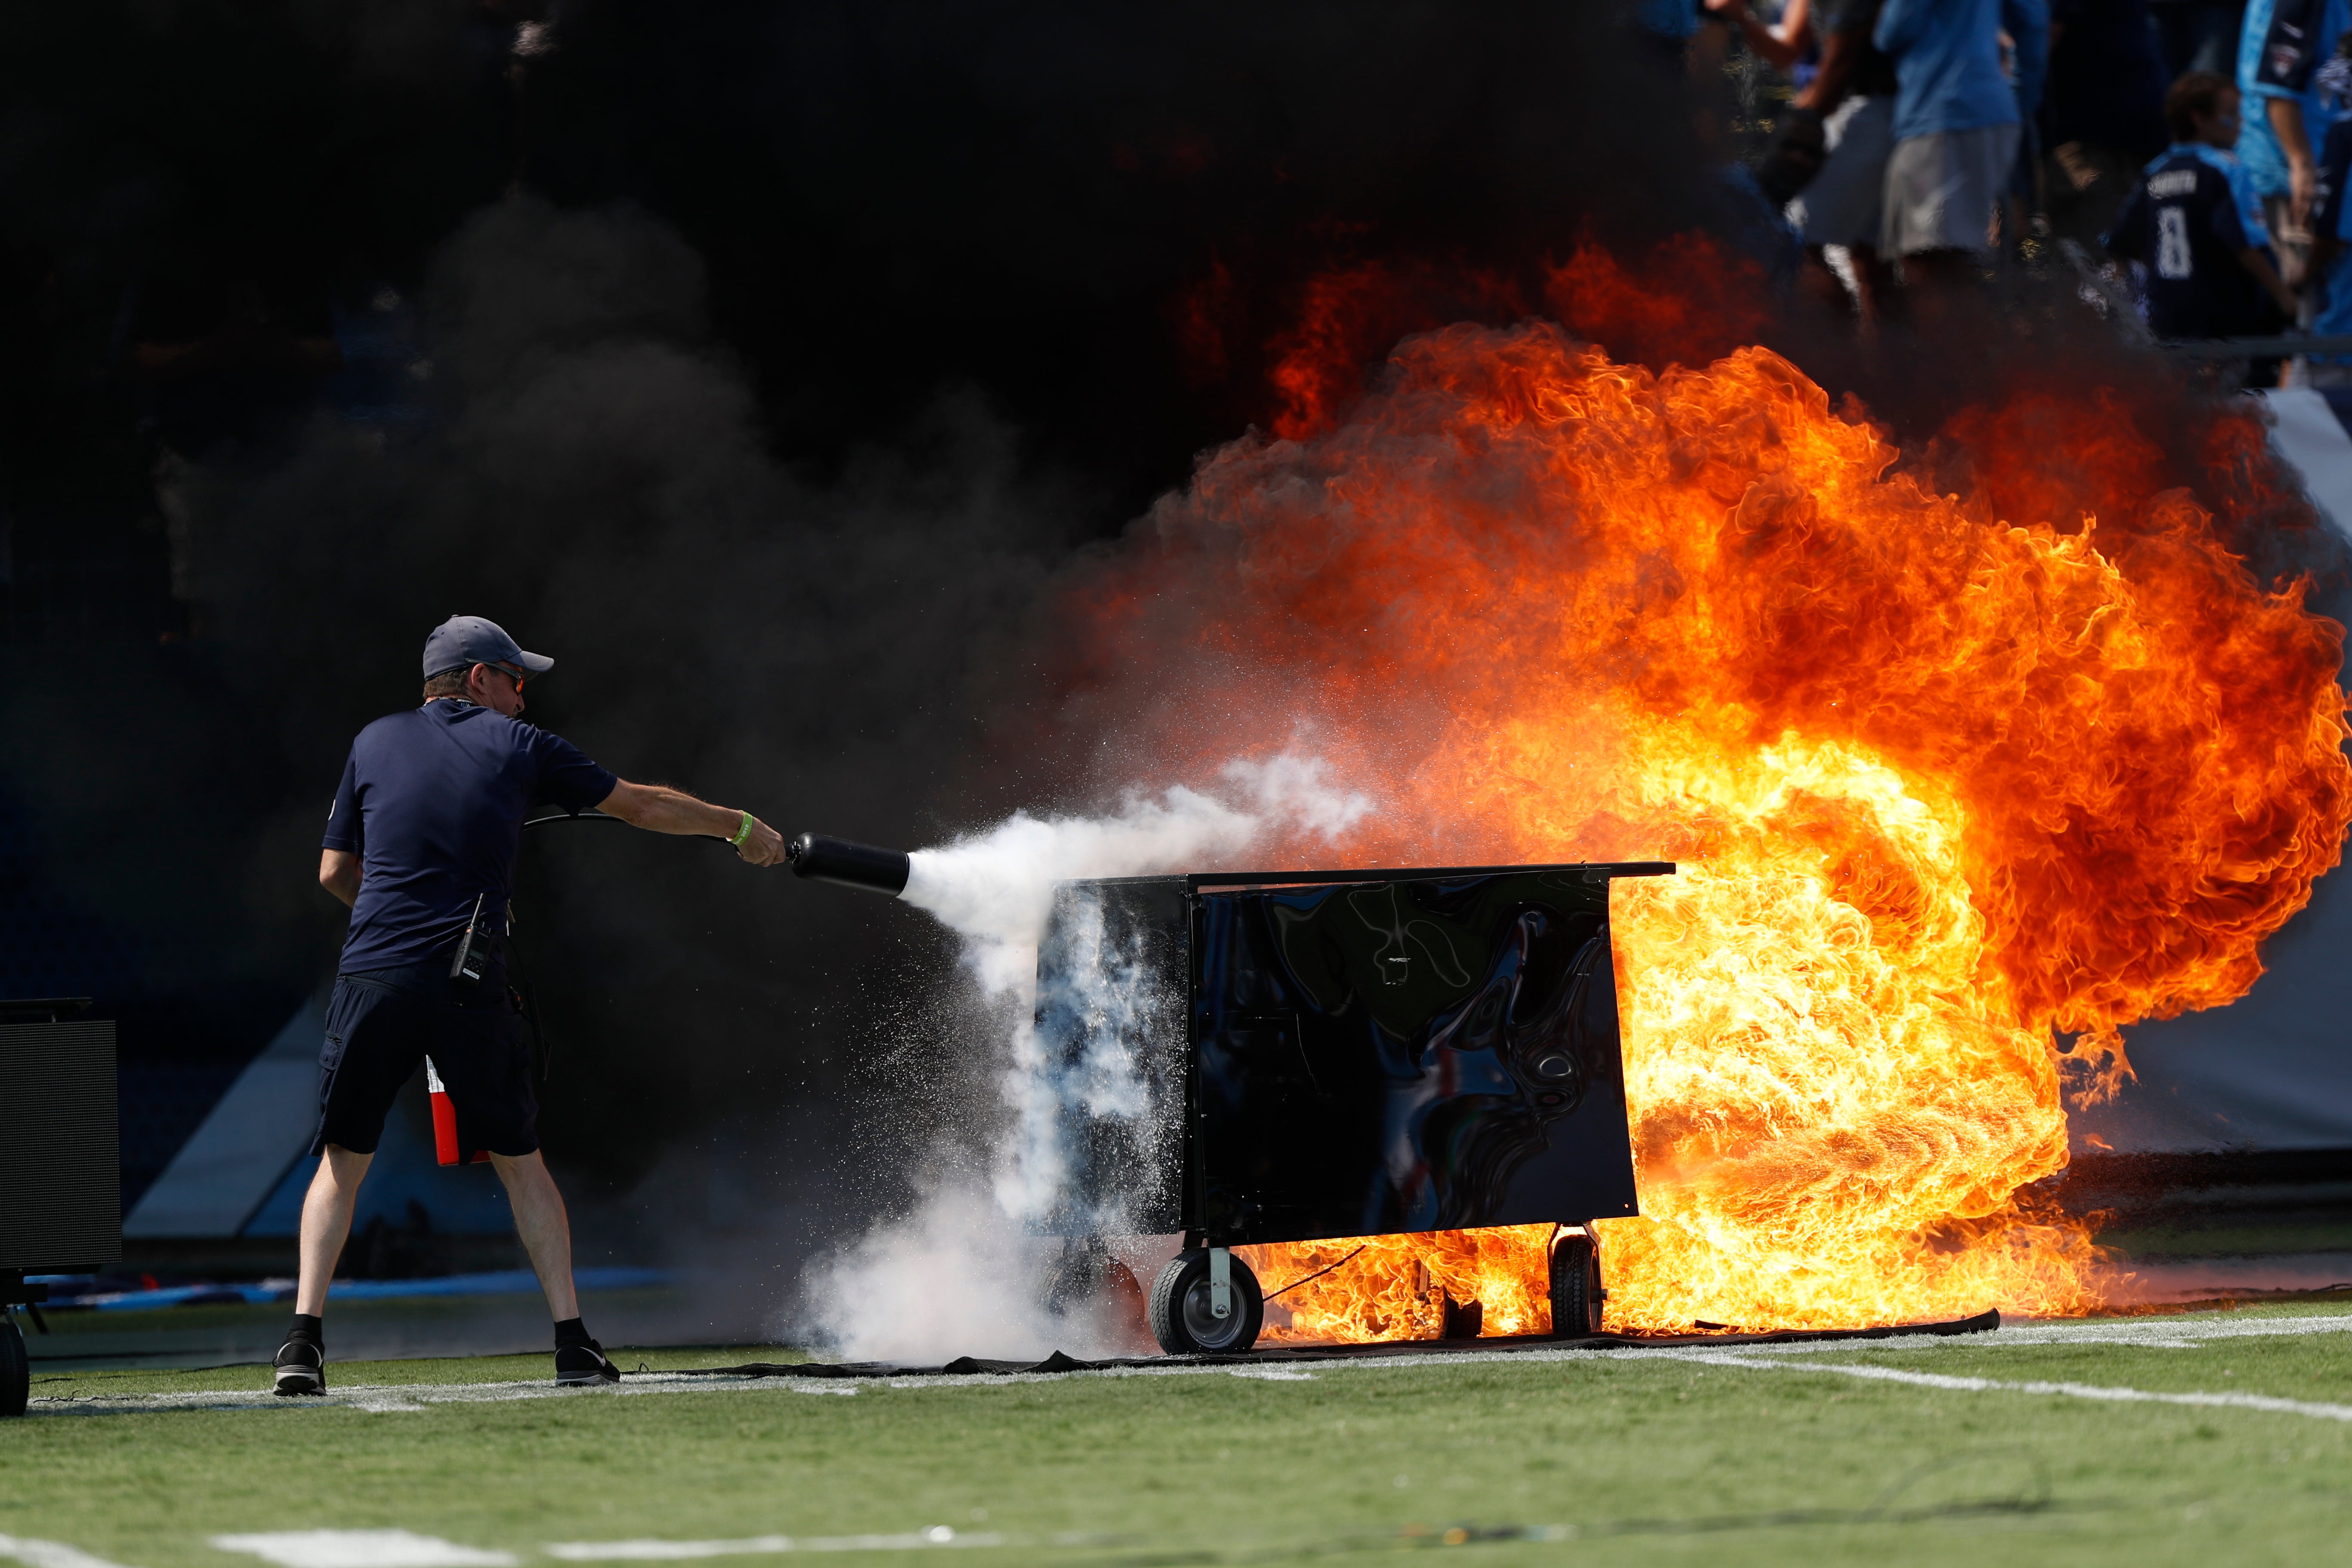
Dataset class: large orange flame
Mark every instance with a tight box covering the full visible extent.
[1078,320,2351,1337]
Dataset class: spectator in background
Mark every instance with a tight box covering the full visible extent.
[2237,0,2352,297]
[1874,0,2051,299]
[2002,2,2053,257]
[2152,1,2247,77]
[1709,0,1816,69]
[2042,0,2174,248]
[1718,0,1905,322]
[2107,73,2297,346]
[2301,43,2352,378]
[1637,0,1703,57]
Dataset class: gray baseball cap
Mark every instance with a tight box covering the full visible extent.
[421,615,555,680]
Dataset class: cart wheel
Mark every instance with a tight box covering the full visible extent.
[1041,1239,1110,1315]
[1,1312,27,1419]
[1147,1249,1264,1355]
[1043,1241,1152,1352]
[1549,1229,1604,1338]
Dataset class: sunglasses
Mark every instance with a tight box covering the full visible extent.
[480,663,526,689]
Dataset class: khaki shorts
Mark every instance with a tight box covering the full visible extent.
[1790,95,1895,250]
[1880,123,2022,256]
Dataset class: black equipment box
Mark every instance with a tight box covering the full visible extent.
[1032,863,1668,1246]
[1,1003,122,1275]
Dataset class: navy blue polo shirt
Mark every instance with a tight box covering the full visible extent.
[323,699,617,973]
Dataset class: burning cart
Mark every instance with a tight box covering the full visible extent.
[792,834,1668,1355]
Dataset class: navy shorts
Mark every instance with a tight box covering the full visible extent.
[315,960,538,1158]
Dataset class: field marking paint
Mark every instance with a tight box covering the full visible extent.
[0,1534,140,1568]
[27,1311,2352,1417]
[545,1542,792,1561]
[1682,1350,2352,1424]
[1228,1368,1316,1381]
[24,1375,861,1417]
[210,1531,518,1567]
[1853,1313,2352,1352]
[545,1527,999,1558]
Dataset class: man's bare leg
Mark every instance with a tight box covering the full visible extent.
[1799,245,1855,317]
[1896,247,1991,337]
[489,1149,580,1321]
[295,1145,374,1314]
[275,1145,371,1393]
[491,1150,617,1383]
[1848,244,1893,334]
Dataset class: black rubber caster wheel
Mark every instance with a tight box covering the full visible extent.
[2,1313,28,1419]
[1549,1228,1605,1338]
[1043,1240,1150,1352]
[1147,1249,1264,1354]
[1044,1239,1139,1314]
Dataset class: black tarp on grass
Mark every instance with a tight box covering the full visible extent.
[673,1309,2002,1379]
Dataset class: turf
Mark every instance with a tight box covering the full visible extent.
[7,1306,2352,1567]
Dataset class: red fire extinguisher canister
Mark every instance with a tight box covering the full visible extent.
[424,1056,489,1166]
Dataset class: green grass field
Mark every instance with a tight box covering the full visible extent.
[7,1304,2352,1568]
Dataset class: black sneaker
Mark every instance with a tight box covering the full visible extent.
[273,1339,325,1397]
[555,1338,621,1387]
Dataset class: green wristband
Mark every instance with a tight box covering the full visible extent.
[729,811,755,848]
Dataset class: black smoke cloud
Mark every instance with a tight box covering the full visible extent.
[173,195,1094,1197]
[4,0,2227,1265]
[1,0,1736,1221]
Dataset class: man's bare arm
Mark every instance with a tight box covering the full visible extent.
[598,779,787,866]
[320,849,361,908]
[2272,97,2317,229]
[1706,0,1810,74]
[1796,9,1864,113]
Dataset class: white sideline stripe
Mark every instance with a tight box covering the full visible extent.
[1886,1312,2352,1350]
[0,1535,140,1568]
[26,1375,864,1416]
[211,1531,518,1568]
[28,1312,2352,1416]
[545,1529,999,1559]
[1686,1351,2352,1423]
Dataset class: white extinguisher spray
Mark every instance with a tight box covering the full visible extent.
[424,1056,488,1166]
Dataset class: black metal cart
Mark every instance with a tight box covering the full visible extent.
[1026,861,1670,1353]
[1,997,120,1417]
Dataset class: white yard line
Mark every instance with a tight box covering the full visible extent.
[544,1528,998,1559]
[0,1536,141,1568]
[1682,1350,2352,1423]
[7,1528,1004,1568]
[27,1312,2352,1416]
[25,1374,866,1417]
[212,1530,519,1567]
[1799,1312,2352,1352]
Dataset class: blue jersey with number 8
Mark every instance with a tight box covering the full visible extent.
[2108,148,2266,340]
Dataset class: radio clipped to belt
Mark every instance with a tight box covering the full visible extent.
[450,893,492,986]
[424,1056,489,1167]
[453,886,555,1083]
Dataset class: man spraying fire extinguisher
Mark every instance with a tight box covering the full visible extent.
[274,615,786,1396]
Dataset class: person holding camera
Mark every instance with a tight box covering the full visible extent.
[272,615,785,1396]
